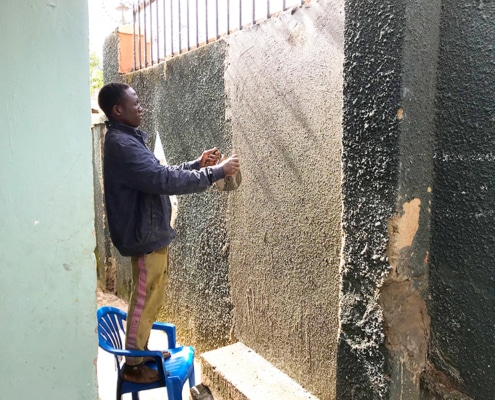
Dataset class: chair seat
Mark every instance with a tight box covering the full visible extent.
[163,346,195,381]
[119,346,195,394]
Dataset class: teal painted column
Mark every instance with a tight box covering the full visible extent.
[0,1,98,399]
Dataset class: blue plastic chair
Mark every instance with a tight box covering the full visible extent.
[97,306,196,400]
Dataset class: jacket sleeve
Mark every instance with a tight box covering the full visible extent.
[168,158,201,171]
[107,137,225,195]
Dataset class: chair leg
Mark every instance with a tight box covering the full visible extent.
[189,364,196,388]
[166,379,182,400]
[132,392,139,400]
[116,376,123,400]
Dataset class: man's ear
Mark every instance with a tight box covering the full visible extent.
[112,104,121,117]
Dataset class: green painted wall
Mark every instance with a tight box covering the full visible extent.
[0,1,98,399]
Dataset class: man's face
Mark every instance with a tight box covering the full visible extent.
[113,87,143,128]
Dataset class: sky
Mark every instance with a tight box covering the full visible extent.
[88,0,133,57]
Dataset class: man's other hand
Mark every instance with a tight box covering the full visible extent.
[218,155,240,177]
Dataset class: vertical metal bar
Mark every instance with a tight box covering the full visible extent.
[252,0,255,25]
[239,0,241,31]
[138,5,142,70]
[205,0,208,43]
[178,0,182,54]
[143,2,148,66]
[163,0,167,59]
[283,0,286,10]
[187,0,190,51]
[215,0,218,40]
[227,0,230,34]
[195,0,199,48]
[133,5,137,71]
[149,0,153,65]
[267,0,269,18]
[156,0,160,62]
[170,0,174,55]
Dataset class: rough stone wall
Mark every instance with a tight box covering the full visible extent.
[339,1,405,398]
[98,0,495,398]
[426,2,495,399]
[341,1,495,399]
[380,1,441,399]
[102,29,121,85]
[117,42,235,352]
[98,29,133,300]
[91,119,109,289]
[100,1,344,398]
[225,2,344,399]
[97,7,235,350]
[92,119,133,298]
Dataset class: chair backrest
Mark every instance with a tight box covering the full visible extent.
[97,306,128,352]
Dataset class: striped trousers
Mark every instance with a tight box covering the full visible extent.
[125,246,169,365]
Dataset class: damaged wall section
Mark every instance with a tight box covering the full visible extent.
[341,0,495,399]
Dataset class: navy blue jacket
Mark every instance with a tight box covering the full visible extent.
[103,121,225,257]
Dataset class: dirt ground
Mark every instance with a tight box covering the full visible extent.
[96,287,128,311]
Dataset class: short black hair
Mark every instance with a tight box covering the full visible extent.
[98,82,130,119]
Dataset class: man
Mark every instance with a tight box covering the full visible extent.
[98,82,240,383]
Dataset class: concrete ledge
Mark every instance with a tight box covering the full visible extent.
[199,342,319,400]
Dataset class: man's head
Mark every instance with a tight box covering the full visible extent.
[98,83,143,128]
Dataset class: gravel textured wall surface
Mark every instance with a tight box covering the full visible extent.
[225,2,344,398]
[123,42,235,352]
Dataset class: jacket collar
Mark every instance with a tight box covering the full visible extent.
[105,120,147,141]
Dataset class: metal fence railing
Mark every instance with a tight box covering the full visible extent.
[130,0,309,71]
